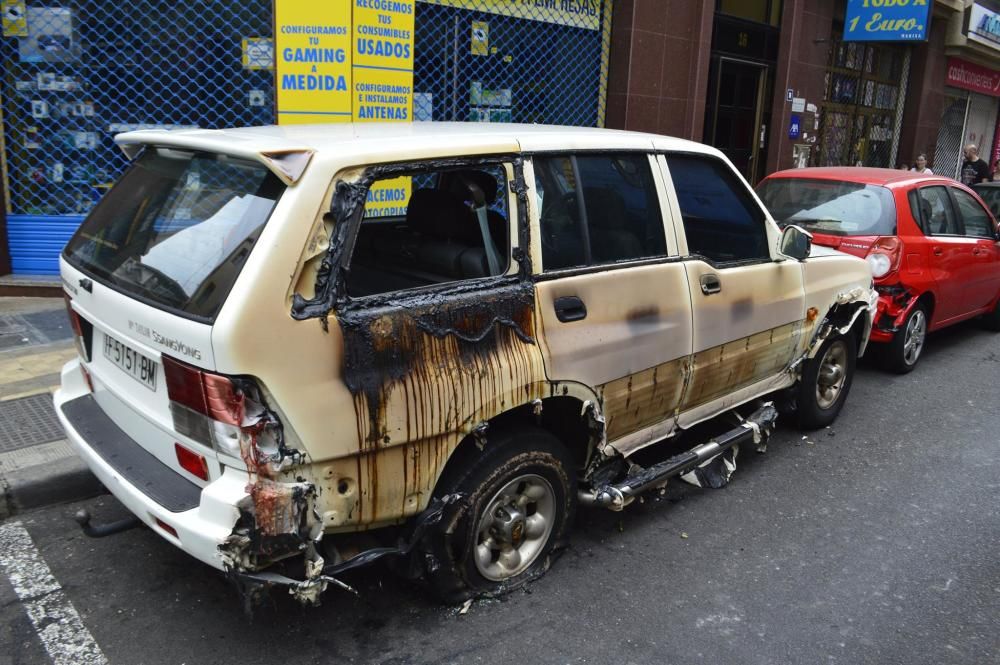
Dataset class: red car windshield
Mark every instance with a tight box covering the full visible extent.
[758,178,897,237]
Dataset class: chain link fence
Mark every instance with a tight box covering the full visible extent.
[1,0,611,224]
[813,39,909,169]
[0,1,275,219]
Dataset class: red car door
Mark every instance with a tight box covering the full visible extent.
[913,185,978,325]
[950,186,1000,311]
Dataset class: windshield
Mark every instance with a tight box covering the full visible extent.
[64,149,284,321]
[757,178,896,237]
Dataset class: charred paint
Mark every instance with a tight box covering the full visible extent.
[599,356,686,440]
[291,154,530,325]
[334,279,547,524]
[288,154,548,527]
[292,180,369,323]
[682,320,804,409]
[218,380,319,576]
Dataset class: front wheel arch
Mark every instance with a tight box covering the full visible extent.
[795,331,858,429]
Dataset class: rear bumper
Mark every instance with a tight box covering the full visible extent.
[869,288,918,344]
[54,358,247,572]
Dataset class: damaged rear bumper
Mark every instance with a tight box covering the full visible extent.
[870,287,915,343]
[55,360,317,583]
[54,368,245,572]
[56,360,406,606]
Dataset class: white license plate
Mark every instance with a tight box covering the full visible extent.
[103,333,158,391]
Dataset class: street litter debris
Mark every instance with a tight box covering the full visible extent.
[680,532,689,539]
[459,599,473,615]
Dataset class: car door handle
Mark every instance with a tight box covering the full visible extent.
[932,246,943,256]
[554,296,587,322]
[700,273,722,295]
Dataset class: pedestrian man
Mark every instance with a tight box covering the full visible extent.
[960,144,990,184]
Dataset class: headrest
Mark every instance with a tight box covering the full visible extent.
[406,188,477,242]
[453,170,500,205]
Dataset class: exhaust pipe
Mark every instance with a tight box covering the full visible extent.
[581,403,779,510]
[74,509,142,538]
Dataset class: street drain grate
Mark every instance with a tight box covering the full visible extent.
[0,393,65,453]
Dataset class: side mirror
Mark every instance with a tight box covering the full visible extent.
[779,224,813,262]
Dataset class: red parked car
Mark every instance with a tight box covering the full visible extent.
[758,167,1000,373]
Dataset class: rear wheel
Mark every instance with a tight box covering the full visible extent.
[421,427,576,604]
[885,303,927,373]
[796,332,856,429]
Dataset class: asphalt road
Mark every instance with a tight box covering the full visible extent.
[3,321,999,665]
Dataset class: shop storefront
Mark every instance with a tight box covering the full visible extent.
[929,3,1000,180]
[810,0,929,170]
[935,57,1000,179]
[0,0,612,275]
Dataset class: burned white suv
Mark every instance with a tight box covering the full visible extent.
[56,123,875,605]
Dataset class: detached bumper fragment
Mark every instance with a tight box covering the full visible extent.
[227,494,461,607]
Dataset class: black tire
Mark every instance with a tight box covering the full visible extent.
[420,427,576,604]
[981,296,1000,332]
[796,332,857,429]
[884,303,928,374]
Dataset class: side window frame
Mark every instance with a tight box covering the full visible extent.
[528,151,677,277]
[290,153,530,320]
[660,151,775,267]
[948,186,996,239]
[915,185,961,237]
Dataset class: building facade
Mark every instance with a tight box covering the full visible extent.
[608,0,1000,179]
[2,0,1000,277]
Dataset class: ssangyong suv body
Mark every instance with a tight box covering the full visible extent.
[57,123,875,605]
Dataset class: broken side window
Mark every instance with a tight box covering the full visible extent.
[344,163,513,298]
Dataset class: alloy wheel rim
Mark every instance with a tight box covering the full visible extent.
[903,310,926,366]
[815,340,848,410]
[474,473,555,582]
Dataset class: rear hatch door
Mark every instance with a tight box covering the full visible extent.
[61,147,285,484]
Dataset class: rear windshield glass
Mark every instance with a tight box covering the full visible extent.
[757,178,897,236]
[64,149,284,322]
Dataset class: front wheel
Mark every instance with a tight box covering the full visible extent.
[421,427,576,604]
[796,332,857,429]
[885,303,927,373]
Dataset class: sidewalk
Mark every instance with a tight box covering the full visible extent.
[0,297,104,518]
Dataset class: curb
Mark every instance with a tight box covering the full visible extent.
[0,440,107,519]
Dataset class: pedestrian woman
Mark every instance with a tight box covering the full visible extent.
[910,154,933,174]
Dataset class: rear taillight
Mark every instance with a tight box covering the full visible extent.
[174,442,210,481]
[162,355,244,457]
[63,296,93,362]
[865,237,902,280]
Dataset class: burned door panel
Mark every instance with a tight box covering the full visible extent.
[334,281,548,526]
[535,264,694,444]
[680,259,805,413]
[683,320,805,409]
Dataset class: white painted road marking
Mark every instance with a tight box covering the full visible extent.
[0,521,108,665]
